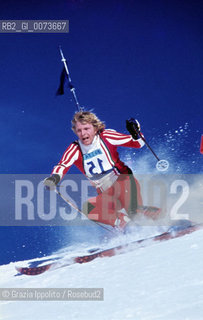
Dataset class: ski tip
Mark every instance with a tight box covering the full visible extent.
[15,264,52,276]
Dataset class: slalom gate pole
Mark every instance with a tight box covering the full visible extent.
[59,46,81,111]
[55,188,116,235]
[200,135,203,154]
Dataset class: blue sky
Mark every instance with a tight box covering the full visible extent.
[0,0,202,174]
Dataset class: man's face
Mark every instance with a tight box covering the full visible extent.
[75,121,97,145]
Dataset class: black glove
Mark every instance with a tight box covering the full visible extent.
[43,174,60,190]
[126,118,141,140]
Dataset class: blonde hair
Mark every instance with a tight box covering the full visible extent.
[71,111,105,133]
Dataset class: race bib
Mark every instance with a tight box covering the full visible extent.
[83,148,113,177]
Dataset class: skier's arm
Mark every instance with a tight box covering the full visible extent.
[102,119,144,148]
[44,142,80,190]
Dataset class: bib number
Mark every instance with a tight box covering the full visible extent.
[86,158,104,175]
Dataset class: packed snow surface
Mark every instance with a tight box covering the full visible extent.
[1,227,203,320]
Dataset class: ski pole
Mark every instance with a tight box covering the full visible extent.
[132,126,169,172]
[59,46,81,111]
[55,188,116,235]
[139,134,160,161]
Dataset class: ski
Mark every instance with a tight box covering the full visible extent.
[15,221,203,276]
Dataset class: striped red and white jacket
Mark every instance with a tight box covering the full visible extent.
[52,129,144,191]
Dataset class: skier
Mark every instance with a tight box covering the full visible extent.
[44,111,146,229]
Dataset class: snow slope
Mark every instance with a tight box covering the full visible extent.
[1,228,203,320]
